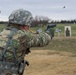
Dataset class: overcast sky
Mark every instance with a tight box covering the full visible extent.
[0,0,76,21]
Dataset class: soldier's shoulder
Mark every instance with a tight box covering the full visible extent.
[0,29,10,35]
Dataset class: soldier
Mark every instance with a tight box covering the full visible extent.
[0,9,53,75]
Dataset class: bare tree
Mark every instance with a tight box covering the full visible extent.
[31,15,51,27]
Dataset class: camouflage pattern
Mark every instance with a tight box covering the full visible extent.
[0,29,51,62]
[9,9,33,26]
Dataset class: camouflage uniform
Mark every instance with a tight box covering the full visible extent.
[0,27,51,61]
[0,9,52,75]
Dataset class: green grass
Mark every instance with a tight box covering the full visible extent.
[30,23,76,37]
[0,24,7,32]
[0,23,76,36]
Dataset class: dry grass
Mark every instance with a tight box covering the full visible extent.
[23,50,76,75]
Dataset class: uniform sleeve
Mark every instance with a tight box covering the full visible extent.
[13,30,51,47]
[28,32,51,47]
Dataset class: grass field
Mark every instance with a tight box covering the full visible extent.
[30,23,76,37]
[0,24,7,32]
[0,23,76,36]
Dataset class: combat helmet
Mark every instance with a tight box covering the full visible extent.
[9,9,33,26]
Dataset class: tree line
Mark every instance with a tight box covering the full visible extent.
[0,15,76,27]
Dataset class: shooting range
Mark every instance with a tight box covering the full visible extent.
[0,0,76,75]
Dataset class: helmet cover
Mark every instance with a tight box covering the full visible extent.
[9,9,33,26]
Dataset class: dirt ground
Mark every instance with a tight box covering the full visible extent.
[24,50,76,75]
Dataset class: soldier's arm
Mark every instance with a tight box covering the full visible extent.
[27,27,54,47]
[28,32,51,47]
[18,29,52,47]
